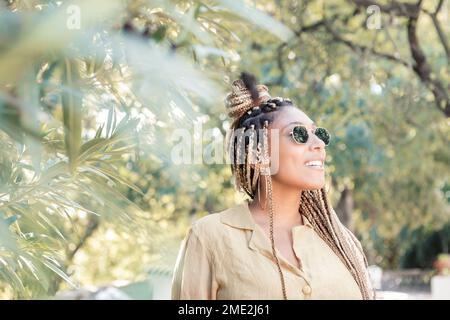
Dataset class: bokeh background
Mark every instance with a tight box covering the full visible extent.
[0,0,449,299]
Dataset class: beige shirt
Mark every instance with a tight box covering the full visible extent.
[171,200,363,300]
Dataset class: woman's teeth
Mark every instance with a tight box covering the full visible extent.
[305,160,324,169]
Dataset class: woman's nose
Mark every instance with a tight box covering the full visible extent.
[309,131,326,150]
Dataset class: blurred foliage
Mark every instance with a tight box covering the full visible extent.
[228,0,450,269]
[0,0,294,298]
[400,221,450,269]
[0,0,449,299]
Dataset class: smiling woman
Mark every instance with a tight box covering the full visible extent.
[171,72,375,300]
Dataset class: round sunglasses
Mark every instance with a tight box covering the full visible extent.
[290,125,331,146]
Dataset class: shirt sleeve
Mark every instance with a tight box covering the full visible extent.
[171,224,218,299]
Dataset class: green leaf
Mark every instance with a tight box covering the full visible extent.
[4,214,19,226]
[61,58,82,173]
[94,124,104,139]
[42,259,77,289]
[151,25,167,42]
[217,0,294,42]
[85,164,145,196]
[0,217,18,252]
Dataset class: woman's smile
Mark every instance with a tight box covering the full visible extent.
[304,159,325,170]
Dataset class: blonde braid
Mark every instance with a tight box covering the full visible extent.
[261,120,289,300]
[300,189,375,299]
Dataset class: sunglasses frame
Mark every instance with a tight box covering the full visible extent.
[289,125,330,146]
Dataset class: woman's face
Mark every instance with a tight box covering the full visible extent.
[268,106,327,190]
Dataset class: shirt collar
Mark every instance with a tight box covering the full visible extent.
[219,199,312,280]
[219,200,255,230]
[219,199,312,230]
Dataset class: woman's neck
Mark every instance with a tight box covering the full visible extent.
[249,176,303,227]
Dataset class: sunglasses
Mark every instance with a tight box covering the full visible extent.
[290,125,331,146]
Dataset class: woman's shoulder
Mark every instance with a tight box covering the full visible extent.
[190,204,244,239]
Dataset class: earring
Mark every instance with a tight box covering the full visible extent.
[258,176,262,207]
[260,120,270,176]
[259,121,270,210]
[235,128,245,192]
[247,125,255,194]
[251,154,260,195]
[258,174,269,210]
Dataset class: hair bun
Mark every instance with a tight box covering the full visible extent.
[224,74,271,121]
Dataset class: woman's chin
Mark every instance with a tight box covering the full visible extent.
[301,178,325,190]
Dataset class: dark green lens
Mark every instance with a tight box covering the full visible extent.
[292,125,308,144]
[315,127,330,145]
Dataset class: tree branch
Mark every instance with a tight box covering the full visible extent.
[407,2,450,117]
[323,19,409,66]
[268,1,450,117]
[66,215,100,261]
[51,215,100,294]
[266,18,335,86]
[349,0,420,18]
[348,0,449,117]
[423,0,450,63]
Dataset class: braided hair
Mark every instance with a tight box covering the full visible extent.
[224,72,375,300]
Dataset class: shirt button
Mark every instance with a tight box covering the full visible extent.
[302,284,312,296]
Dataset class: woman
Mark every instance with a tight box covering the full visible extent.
[171,73,375,300]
